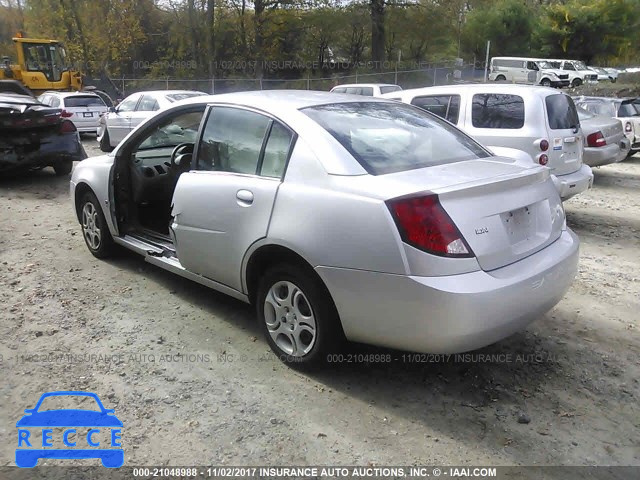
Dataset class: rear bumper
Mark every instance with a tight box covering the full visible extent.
[0,132,86,174]
[553,164,593,200]
[583,138,630,167]
[317,229,579,354]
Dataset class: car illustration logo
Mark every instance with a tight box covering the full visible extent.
[15,391,123,468]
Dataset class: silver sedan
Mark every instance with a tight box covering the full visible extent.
[97,90,206,152]
[577,106,630,167]
[71,91,579,368]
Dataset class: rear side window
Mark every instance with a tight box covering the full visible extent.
[411,95,460,124]
[64,95,105,108]
[545,94,579,130]
[332,87,347,94]
[260,123,294,179]
[472,94,524,129]
[302,102,489,175]
[379,85,402,94]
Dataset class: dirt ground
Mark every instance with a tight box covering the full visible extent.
[0,137,639,472]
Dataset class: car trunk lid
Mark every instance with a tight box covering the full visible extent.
[387,159,563,272]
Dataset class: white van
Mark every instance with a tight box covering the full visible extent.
[489,57,570,88]
[382,84,594,200]
[547,60,598,87]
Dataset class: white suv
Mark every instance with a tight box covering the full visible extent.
[383,84,593,200]
[548,60,598,87]
[37,91,108,134]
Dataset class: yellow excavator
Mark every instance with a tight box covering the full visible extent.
[1,33,118,104]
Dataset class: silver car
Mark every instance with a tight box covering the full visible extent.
[37,91,108,134]
[383,84,594,200]
[577,106,630,167]
[97,90,206,152]
[71,91,579,368]
[573,96,640,157]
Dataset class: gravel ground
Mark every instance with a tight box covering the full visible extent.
[0,136,639,471]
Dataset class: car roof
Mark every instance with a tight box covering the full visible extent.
[383,83,560,98]
[41,90,101,98]
[175,89,393,110]
[332,83,399,88]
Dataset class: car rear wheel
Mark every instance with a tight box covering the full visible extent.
[53,160,73,176]
[80,191,115,258]
[495,75,506,81]
[98,125,113,152]
[257,264,343,369]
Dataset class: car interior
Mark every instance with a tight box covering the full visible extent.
[122,108,205,238]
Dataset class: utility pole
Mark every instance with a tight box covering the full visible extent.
[483,40,491,82]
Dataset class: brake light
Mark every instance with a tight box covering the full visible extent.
[386,194,473,257]
[61,110,73,118]
[625,122,632,133]
[538,154,549,166]
[60,120,77,133]
[586,131,606,147]
[539,139,549,151]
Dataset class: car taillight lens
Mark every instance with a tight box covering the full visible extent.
[586,131,606,147]
[539,139,549,151]
[60,120,77,133]
[538,154,549,166]
[625,122,632,133]
[61,110,73,118]
[386,194,473,257]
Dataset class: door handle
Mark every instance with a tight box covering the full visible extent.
[236,189,254,205]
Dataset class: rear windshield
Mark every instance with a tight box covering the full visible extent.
[545,94,579,130]
[576,106,594,121]
[64,95,106,108]
[302,102,490,175]
[166,92,205,102]
[379,85,402,94]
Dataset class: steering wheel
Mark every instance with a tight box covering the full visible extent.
[170,143,194,170]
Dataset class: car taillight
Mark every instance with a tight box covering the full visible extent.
[586,131,606,147]
[537,154,549,166]
[625,122,632,133]
[60,120,77,133]
[61,110,73,118]
[386,194,473,257]
[539,139,549,151]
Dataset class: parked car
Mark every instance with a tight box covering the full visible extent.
[38,91,108,134]
[329,83,402,97]
[576,106,629,167]
[383,84,594,200]
[573,96,640,157]
[589,67,617,83]
[488,57,570,88]
[71,90,579,368]
[97,90,206,152]
[547,60,598,87]
[0,80,86,176]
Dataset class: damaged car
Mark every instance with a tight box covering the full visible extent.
[0,80,86,176]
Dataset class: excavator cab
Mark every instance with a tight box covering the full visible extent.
[2,36,83,93]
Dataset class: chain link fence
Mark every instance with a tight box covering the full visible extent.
[109,61,488,98]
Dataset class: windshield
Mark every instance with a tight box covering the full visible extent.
[537,61,555,69]
[302,102,490,175]
[379,85,402,94]
[574,61,588,70]
[65,95,106,108]
[619,102,640,117]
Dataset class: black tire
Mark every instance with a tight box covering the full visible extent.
[256,264,344,370]
[53,160,73,176]
[541,78,551,87]
[98,126,113,152]
[79,191,115,258]
[571,78,582,88]
[495,75,506,82]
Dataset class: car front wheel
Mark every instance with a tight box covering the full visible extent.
[80,191,115,258]
[97,125,113,152]
[257,264,343,369]
[572,78,582,87]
